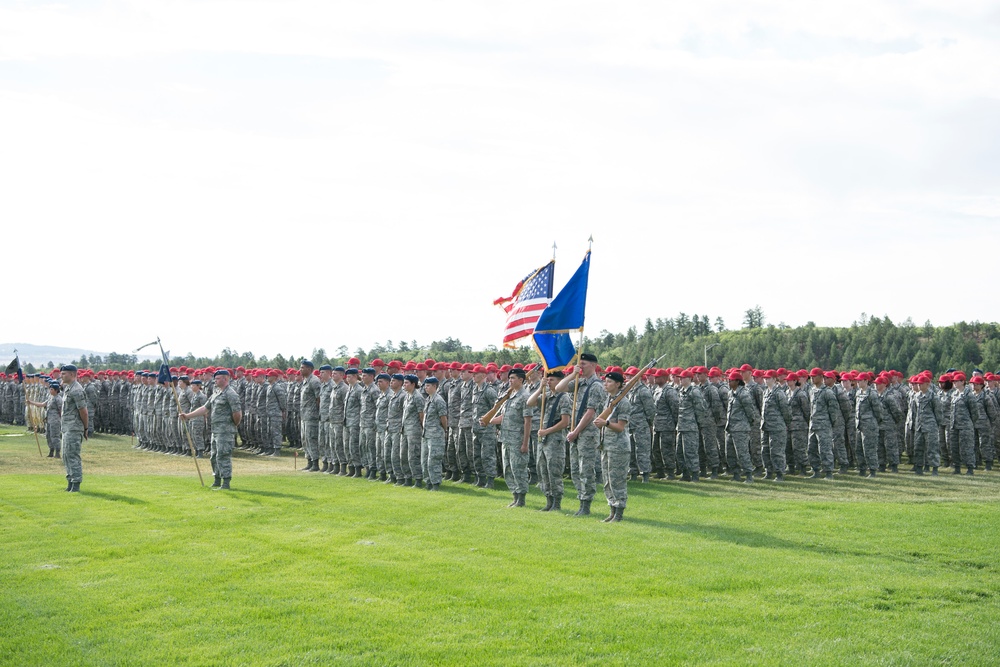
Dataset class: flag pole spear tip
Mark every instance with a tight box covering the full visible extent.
[587,235,593,250]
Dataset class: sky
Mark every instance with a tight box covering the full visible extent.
[2,1,999,360]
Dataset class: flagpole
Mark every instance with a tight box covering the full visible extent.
[157,338,205,487]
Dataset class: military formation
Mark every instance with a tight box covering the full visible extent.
[7,357,1000,521]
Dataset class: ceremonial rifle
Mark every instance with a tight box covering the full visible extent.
[479,386,515,427]
[595,354,667,424]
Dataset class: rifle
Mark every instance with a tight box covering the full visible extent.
[479,387,515,427]
[595,354,667,424]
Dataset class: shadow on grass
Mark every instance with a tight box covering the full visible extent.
[84,491,150,506]
[227,488,311,501]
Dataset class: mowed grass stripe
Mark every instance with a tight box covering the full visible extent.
[2,426,1000,665]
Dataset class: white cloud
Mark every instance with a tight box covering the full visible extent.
[1,0,998,358]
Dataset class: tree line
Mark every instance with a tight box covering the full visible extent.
[46,311,1000,376]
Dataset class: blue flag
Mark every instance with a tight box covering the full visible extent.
[533,250,591,371]
[156,362,171,384]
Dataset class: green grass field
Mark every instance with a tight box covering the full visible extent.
[2,424,1000,666]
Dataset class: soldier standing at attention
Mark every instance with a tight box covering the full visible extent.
[472,365,499,489]
[874,375,902,473]
[374,373,393,481]
[344,369,363,477]
[387,374,407,485]
[360,368,380,479]
[594,371,631,522]
[317,365,334,471]
[626,365,655,483]
[28,382,63,458]
[420,376,448,491]
[807,370,839,480]
[786,372,811,475]
[188,379,207,457]
[181,369,242,490]
[675,370,710,482]
[725,371,759,483]
[760,370,791,481]
[491,368,533,508]
[265,369,287,456]
[557,353,607,516]
[528,370,571,512]
[401,374,425,488]
[854,373,884,477]
[298,360,322,472]
[909,374,943,475]
[949,372,981,475]
[651,369,679,479]
[58,365,88,492]
[971,376,997,469]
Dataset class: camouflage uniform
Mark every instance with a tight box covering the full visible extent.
[299,373,322,464]
[949,386,981,469]
[345,381,363,468]
[854,387,883,474]
[500,387,534,495]
[189,388,207,455]
[330,381,348,468]
[402,389,425,483]
[652,382,678,477]
[387,386,406,481]
[876,387,903,469]
[807,383,838,474]
[786,384,810,473]
[909,389,943,470]
[725,384,759,478]
[538,389,571,500]
[831,384,853,468]
[457,377,475,478]
[421,391,448,485]
[601,394,631,509]
[84,380,98,438]
[472,381,499,479]
[46,392,63,455]
[974,387,998,465]
[628,381,655,476]
[61,380,87,484]
[676,383,710,478]
[318,378,333,467]
[569,374,606,500]
[360,380,380,472]
[697,380,722,472]
[266,379,287,455]
[760,384,791,476]
[209,383,241,481]
[375,383,392,475]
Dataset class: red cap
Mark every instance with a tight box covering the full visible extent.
[236,366,245,372]
[752,369,764,378]
[424,358,435,367]
[388,360,402,370]
[809,368,823,377]
[449,361,462,370]
[952,372,967,382]
[971,376,984,385]
[500,365,512,372]
[785,373,797,382]
[267,369,280,377]
[461,363,474,372]
[472,364,486,374]
[680,370,693,379]
[625,366,639,375]
[348,357,360,365]
[655,368,669,378]
[404,361,416,371]
[823,371,837,379]
[763,370,776,379]
[371,358,385,368]
[727,371,742,381]
[874,375,888,385]
[739,363,753,372]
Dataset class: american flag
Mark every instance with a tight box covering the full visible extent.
[494,260,555,348]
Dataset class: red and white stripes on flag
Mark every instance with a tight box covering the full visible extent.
[493,260,555,348]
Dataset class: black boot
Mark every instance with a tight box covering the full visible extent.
[539,496,554,512]
[838,465,848,475]
[574,499,591,516]
[602,505,616,522]
[743,474,754,484]
[47,449,54,458]
[65,479,72,491]
[219,478,231,490]
[931,467,939,476]
[484,477,495,489]
[732,472,743,482]
[641,472,650,483]
[986,460,993,471]
[69,481,80,493]
[609,506,624,522]
[552,495,562,511]
[953,465,962,475]
[515,492,526,507]
[311,459,321,472]
[508,493,519,508]
[824,471,833,480]
[914,465,924,475]
[709,467,718,480]
[878,464,886,472]
[55,450,61,459]
[211,475,222,488]
[774,472,785,482]
[463,471,474,484]
[320,460,329,473]
[890,464,898,473]
[966,465,975,476]
[809,469,822,479]
[379,472,388,482]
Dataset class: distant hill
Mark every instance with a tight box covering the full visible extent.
[0,343,158,368]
